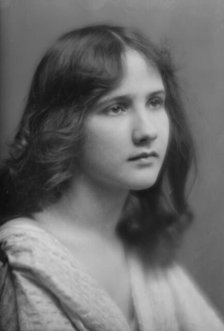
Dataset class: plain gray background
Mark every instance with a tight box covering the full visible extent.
[0,0,224,316]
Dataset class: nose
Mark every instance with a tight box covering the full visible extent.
[132,110,157,145]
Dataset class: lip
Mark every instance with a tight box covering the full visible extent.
[128,151,158,161]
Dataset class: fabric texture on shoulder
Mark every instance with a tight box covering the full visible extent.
[128,252,224,331]
[1,218,224,331]
[0,248,19,331]
[167,264,224,331]
[0,219,130,331]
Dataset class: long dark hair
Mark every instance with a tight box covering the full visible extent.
[0,24,196,253]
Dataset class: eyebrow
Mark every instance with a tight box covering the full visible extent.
[98,90,166,105]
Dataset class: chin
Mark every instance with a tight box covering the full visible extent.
[127,176,158,191]
[124,165,162,188]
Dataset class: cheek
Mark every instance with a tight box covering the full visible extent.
[85,115,130,148]
[163,117,171,167]
[158,112,170,147]
[83,122,125,163]
[165,116,170,145]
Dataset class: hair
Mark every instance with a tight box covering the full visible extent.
[0,24,196,255]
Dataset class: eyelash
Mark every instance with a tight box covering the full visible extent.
[105,104,128,115]
[147,96,165,109]
[103,96,165,116]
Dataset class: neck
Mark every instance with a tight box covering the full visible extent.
[48,175,129,241]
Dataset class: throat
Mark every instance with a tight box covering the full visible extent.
[50,176,129,239]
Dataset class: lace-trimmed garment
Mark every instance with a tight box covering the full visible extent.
[0,219,224,331]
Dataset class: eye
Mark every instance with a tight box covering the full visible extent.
[148,96,165,110]
[106,104,127,115]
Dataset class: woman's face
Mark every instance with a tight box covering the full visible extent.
[78,50,170,193]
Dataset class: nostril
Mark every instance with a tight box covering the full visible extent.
[139,134,151,144]
[132,129,157,145]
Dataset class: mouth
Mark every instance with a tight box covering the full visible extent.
[128,151,158,162]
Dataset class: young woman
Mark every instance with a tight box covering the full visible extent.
[0,24,223,331]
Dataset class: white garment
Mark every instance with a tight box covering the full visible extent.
[0,218,223,331]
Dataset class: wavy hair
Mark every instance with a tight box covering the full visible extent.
[0,24,196,253]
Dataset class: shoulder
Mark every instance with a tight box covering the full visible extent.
[0,217,42,256]
[0,218,87,330]
[0,217,87,302]
[0,219,130,331]
[0,217,82,277]
[0,217,59,266]
[0,216,46,240]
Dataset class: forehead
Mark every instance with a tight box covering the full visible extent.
[100,49,164,102]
